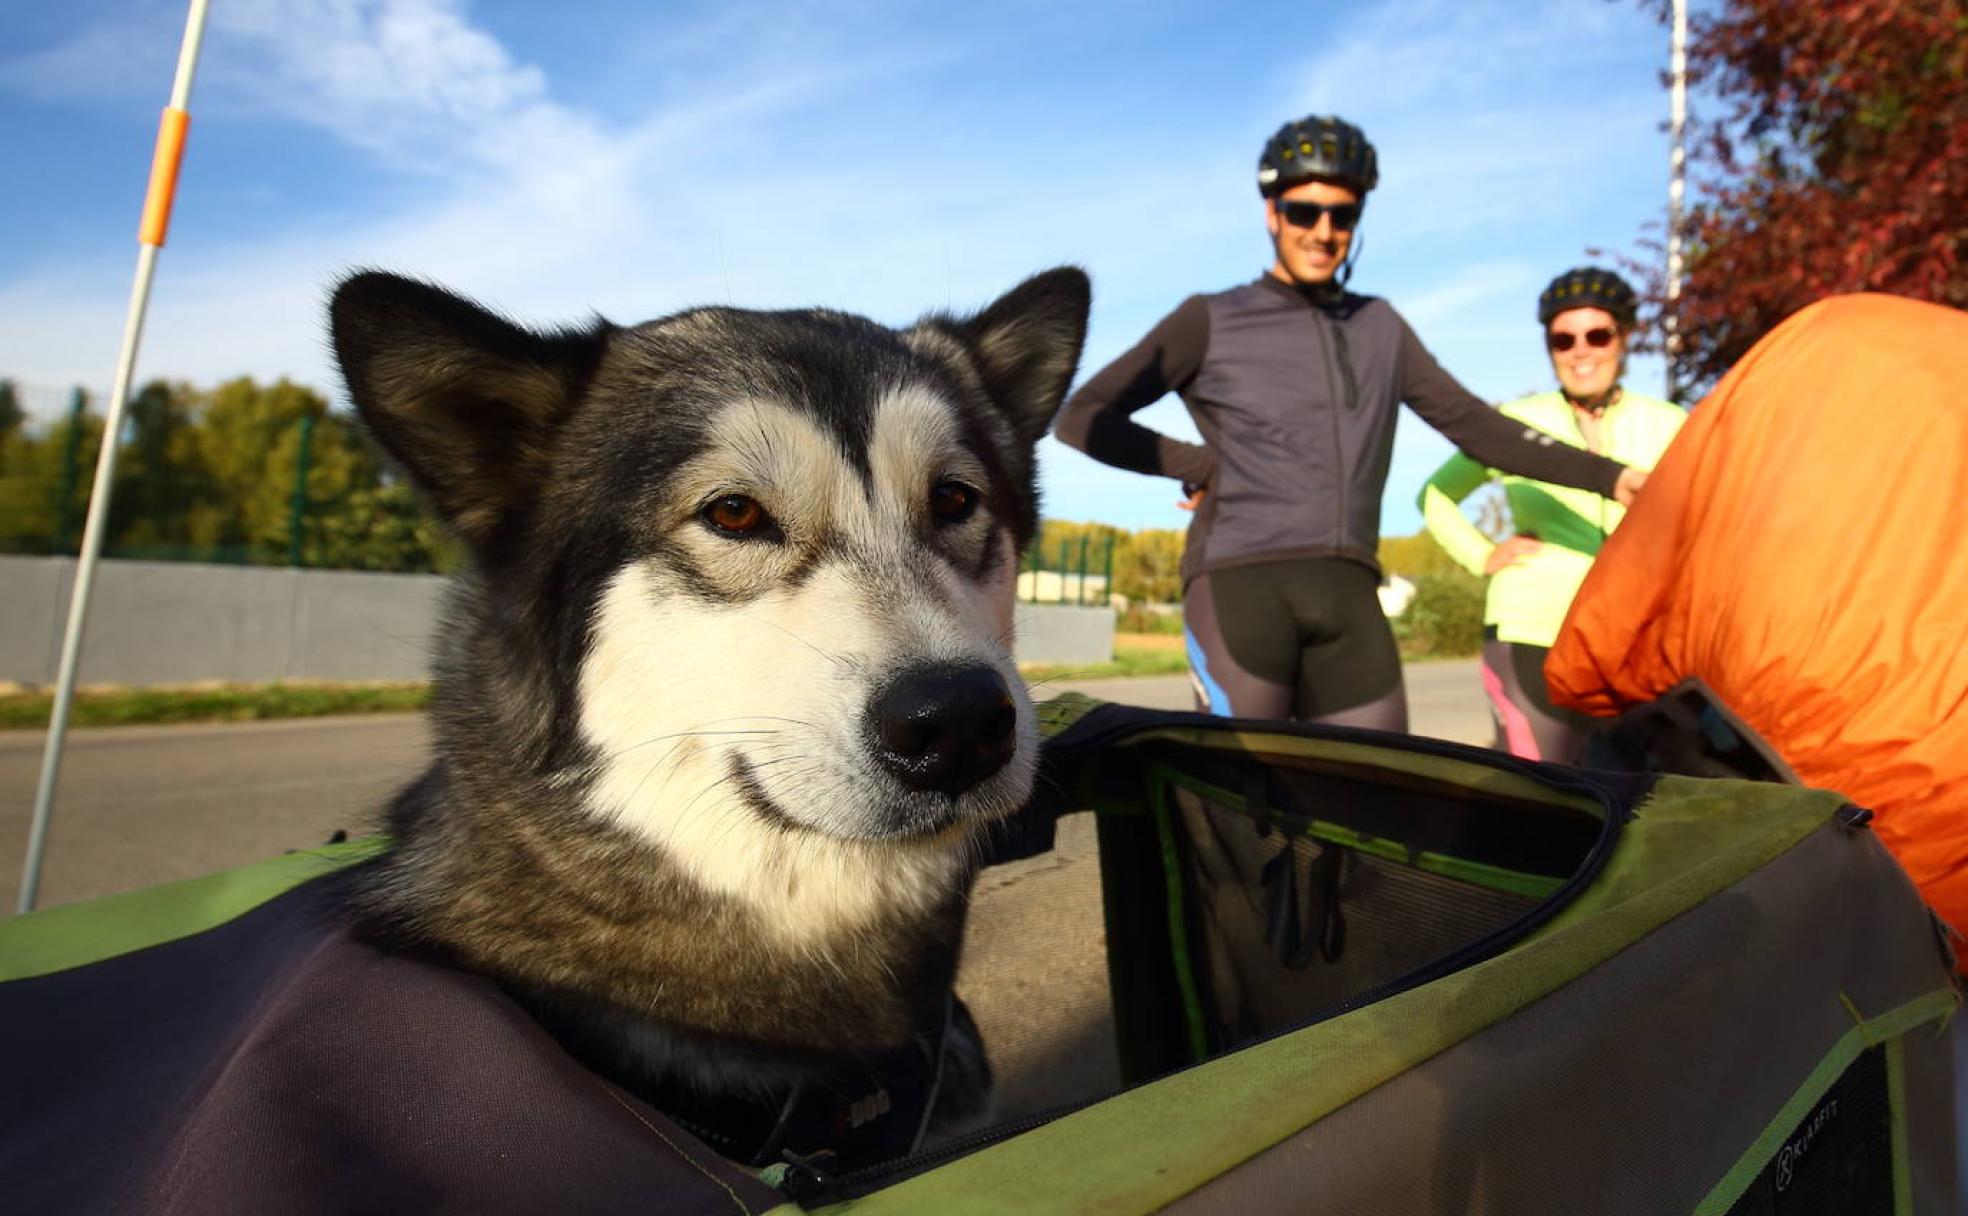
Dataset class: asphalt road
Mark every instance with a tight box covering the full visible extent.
[0,659,1494,1120]
[0,659,1490,912]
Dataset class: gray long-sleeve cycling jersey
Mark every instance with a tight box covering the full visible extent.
[1054,275,1628,583]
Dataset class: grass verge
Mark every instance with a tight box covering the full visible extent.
[1018,640,1192,685]
[4,655,1187,730]
[2,645,1188,729]
[0,682,430,731]
[3,629,1464,730]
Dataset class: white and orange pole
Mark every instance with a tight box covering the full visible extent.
[1664,0,1689,403]
[17,0,212,914]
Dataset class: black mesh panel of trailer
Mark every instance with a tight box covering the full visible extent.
[1723,1046,1895,1216]
[1177,785,1544,1046]
[954,728,1608,1117]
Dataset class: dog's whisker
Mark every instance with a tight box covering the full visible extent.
[607,714,818,763]
[693,714,821,730]
[738,612,853,670]
[686,760,745,808]
[617,727,740,796]
[604,726,782,765]
[1021,668,1104,694]
[603,714,828,790]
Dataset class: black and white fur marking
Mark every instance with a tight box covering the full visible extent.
[330,267,1090,1166]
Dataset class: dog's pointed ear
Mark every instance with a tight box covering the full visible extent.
[948,267,1091,448]
[329,271,608,549]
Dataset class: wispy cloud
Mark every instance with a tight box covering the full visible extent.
[0,1,1227,389]
[4,0,609,177]
[212,0,610,178]
[1293,0,1632,115]
[1284,0,1666,251]
[1394,258,1540,331]
[0,0,1675,533]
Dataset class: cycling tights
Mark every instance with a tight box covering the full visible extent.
[1480,634,1592,763]
[1182,558,1407,731]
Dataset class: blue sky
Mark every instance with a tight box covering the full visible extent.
[0,0,1680,536]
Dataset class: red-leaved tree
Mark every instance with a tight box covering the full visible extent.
[1640,0,1967,394]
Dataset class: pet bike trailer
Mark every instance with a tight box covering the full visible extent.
[1,695,1956,1214]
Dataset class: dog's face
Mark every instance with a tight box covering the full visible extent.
[331,270,1088,934]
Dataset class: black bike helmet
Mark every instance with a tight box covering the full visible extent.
[1257,115,1379,198]
[1537,267,1639,327]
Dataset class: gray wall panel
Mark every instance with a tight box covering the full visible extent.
[0,556,68,686]
[0,557,1116,684]
[287,570,444,682]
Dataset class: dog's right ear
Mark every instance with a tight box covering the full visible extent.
[329,271,608,549]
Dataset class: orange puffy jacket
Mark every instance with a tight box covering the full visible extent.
[1548,293,1968,949]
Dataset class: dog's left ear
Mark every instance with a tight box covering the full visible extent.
[938,267,1091,448]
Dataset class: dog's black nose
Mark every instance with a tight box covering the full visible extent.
[869,664,1018,796]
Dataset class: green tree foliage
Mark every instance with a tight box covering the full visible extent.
[1380,530,1486,658]
[0,376,458,572]
[1633,0,1967,393]
[322,480,464,573]
[217,380,460,571]
[1030,519,1188,604]
[1112,528,1185,604]
[0,379,22,440]
[200,376,333,558]
[1032,519,1123,568]
[0,393,102,554]
[1376,530,1462,579]
[109,380,215,552]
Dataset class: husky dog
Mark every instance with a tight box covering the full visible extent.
[329,267,1089,1170]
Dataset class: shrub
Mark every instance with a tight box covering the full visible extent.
[1394,569,1486,658]
[1112,528,1185,603]
[1116,602,1185,635]
[1377,531,1463,579]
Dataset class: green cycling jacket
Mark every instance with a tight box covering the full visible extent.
[1420,389,1686,648]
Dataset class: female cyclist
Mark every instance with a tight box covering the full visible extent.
[1419,267,1685,762]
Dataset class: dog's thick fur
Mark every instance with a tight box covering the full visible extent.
[329,268,1089,1148]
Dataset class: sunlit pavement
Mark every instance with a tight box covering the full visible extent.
[0,658,1494,1119]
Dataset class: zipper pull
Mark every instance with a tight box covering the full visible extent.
[774,1150,840,1203]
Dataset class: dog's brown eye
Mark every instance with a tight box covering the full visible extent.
[702,494,772,537]
[930,481,978,526]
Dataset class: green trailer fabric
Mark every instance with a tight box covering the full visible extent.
[2,698,1953,1214]
[0,836,384,983]
[811,706,1957,1215]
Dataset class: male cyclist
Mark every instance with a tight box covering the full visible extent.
[1055,116,1645,728]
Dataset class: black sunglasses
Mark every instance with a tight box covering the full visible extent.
[1547,327,1618,353]
[1277,199,1363,231]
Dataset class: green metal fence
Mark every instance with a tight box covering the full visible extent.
[1020,533,1114,606]
[4,378,1131,598]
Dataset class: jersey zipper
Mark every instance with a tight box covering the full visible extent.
[1309,309,1351,553]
